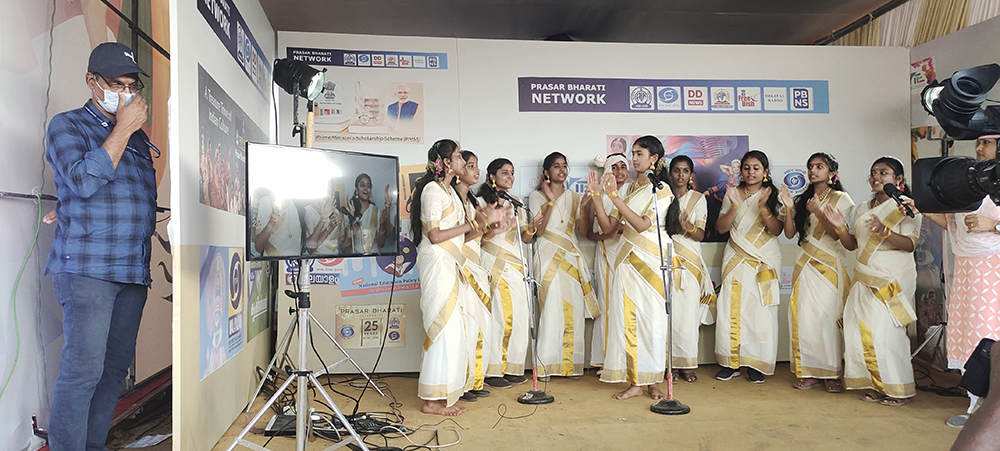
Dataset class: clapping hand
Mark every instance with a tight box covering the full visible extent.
[757,187,772,209]
[823,204,846,229]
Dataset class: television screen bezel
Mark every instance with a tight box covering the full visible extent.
[244,142,401,262]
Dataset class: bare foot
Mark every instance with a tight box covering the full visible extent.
[612,385,644,400]
[648,384,666,400]
[422,400,467,416]
[793,378,822,390]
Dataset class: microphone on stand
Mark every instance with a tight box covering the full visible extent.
[339,206,357,224]
[645,170,664,190]
[883,183,914,218]
[497,190,524,208]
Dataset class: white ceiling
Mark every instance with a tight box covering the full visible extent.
[258,0,889,45]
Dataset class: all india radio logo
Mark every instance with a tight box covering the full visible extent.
[629,86,654,110]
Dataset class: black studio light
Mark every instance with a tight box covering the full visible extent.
[273,58,325,101]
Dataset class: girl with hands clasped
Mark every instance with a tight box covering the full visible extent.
[527,152,599,380]
[581,152,629,372]
[455,150,512,402]
[477,158,532,388]
[827,156,921,407]
[663,155,716,383]
[779,153,854,393]
[411,139,503,416]
[714,150,783,384]
[591,136,675,400]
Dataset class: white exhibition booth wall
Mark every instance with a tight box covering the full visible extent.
[170,0,276,449]
[169,2,928,449]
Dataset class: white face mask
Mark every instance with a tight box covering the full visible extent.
[93,82,135,115]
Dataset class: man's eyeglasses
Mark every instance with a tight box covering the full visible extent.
[96,74,144,93]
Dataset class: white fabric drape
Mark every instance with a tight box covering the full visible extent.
[880,0,921,46]
[968,0,1000,25]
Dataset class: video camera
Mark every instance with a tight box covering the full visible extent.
[912,63,1000,213]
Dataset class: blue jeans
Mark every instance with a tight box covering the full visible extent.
[49,273,147,451]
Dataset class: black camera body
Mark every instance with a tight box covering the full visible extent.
[960,338,995,398]
[912,155,1000,213]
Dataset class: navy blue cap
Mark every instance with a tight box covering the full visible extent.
[88,42,146,78]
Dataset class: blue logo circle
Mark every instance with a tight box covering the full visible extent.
[389,331,400,340]
[340,325,355,339]
[658,88,679,103]
[783,171,807,192]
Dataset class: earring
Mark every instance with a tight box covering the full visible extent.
[828,175,833,184]
[544,174,551,183]
[687,180,694,190]
[490,178,497,189]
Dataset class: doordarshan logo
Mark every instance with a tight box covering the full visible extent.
[340,325,355,339]
[630,86,654,110]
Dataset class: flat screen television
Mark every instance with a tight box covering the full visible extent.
[246,142,400,261]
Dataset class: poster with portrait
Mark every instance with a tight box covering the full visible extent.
[604,135,750,242]
[199,246,245,379]
[312,80,425,145]
[198,64,266,216]
[281,237,420,297]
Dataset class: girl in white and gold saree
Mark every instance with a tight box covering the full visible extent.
[826,156,921,406]
[714,150,784,384]
[779,152,854,393]
[478,158,535,388]
[455,150,513,401]
[526,152,599,378]
[581,152,629,370]
[592,136,675,400]
[412,139,501,416]
[340,173,394,254]
[665,155,715,383]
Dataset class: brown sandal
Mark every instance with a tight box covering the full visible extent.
[824,379,844,393]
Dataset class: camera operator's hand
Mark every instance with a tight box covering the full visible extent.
[964,214,999,234]
[899,198,920,216]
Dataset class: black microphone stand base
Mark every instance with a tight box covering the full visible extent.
[518,389,555,405]
[650,398,691,415]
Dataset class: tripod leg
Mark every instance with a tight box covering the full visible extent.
[308,373,370,451]
[307,311,387,397]
[244,315,298,415]
[227,374,298,451]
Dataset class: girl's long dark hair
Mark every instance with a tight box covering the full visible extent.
[350,173,371,217]
[477,158,513,205]
[665,155,693,236]
[793,152,845,245]
[459,150,479,208]
[738,150,779,217]
[410,139,459,246]
[871,156,912,199]
[631,135,680,234]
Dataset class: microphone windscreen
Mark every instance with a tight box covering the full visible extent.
[883,183,899,196]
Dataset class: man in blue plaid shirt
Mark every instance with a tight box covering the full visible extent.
[44,42,158,451]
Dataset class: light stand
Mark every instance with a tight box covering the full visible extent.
[508,198,554,405]
[229,262,374,451]
[233,60,377,449]
[648,180,691,415]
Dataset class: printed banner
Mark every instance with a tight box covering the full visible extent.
[519,77,829,114]
[283,236,420,297]
[287,47,448,70]
[310,79,425,144]
[198,0,271,98]
[198,64,266,216]
[245,260,271,341]
[335,304,406,349]
[911,57,938,90]
[399,164,426,220]
[200,246,245,379]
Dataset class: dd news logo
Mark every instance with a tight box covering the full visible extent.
[684,87,708,111]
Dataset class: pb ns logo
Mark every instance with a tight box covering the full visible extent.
[791,88,812,111]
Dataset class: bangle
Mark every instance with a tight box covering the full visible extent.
[524,226,536,236]
[759,208,773,220]
[609,190,619,199]
[835,225,848,235]
[880,227,892,238]
[591,190,602,197]
[543,200,555,209]
[470,219,481,232]
[684,224,697,234]
[484,222,493,233]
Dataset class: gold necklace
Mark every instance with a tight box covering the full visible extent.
[742,185,760,198]
[815,186,832,204]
